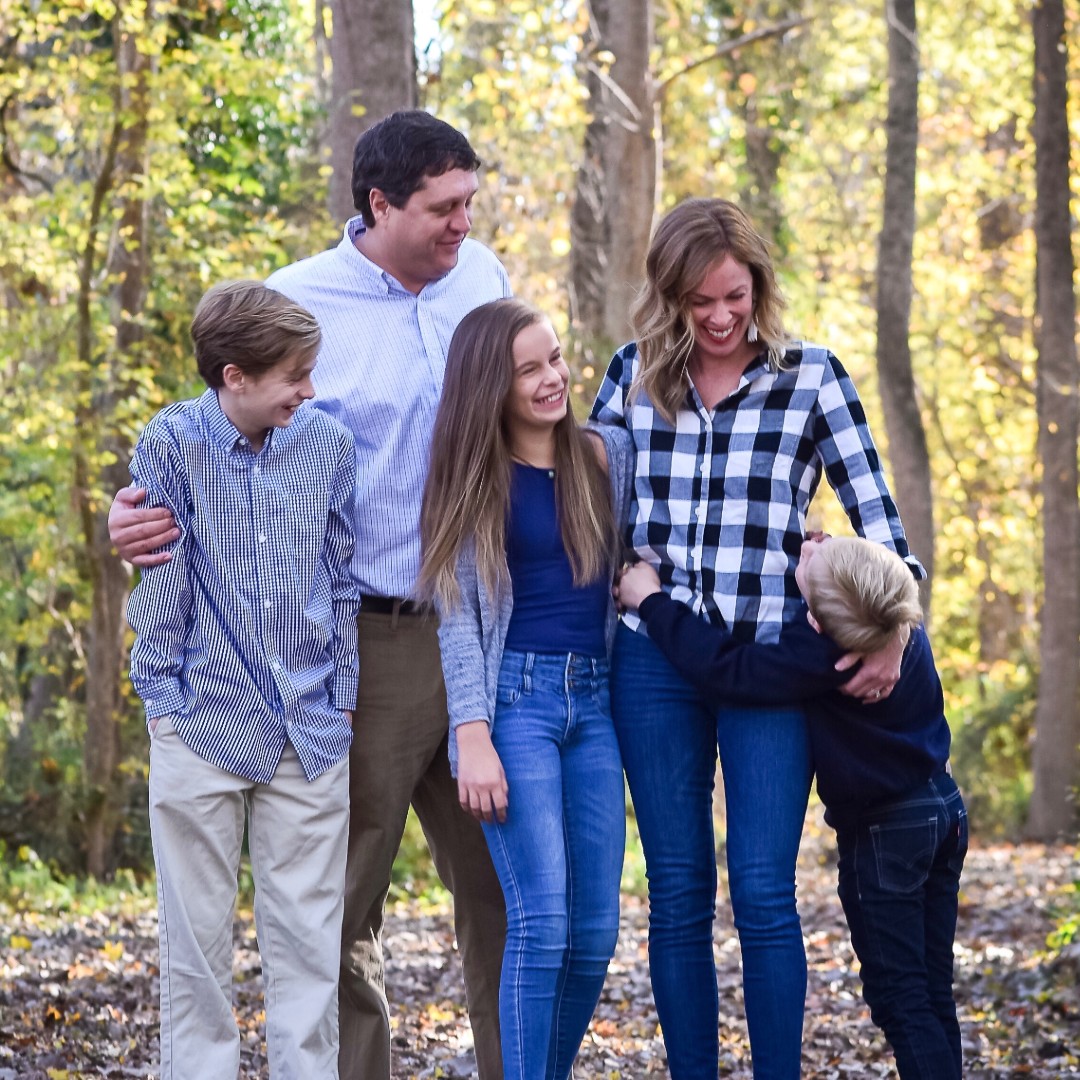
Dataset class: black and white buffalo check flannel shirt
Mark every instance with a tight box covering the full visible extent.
[590,340,925,646]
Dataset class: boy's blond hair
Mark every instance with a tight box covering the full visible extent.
[802,537,923,653]
[191,280,321,389]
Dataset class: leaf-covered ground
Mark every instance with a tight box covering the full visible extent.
[1,826,1076,1079]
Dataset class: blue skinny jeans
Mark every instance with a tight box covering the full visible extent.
[611,623,812,1079]
[482,649,625,1080]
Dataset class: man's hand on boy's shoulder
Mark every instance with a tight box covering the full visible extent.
[109,487,181,566]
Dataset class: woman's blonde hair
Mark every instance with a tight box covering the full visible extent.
[629,198,789,424]
[419,299,618,610]
[802,537,923,654]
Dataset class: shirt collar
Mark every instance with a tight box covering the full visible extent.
[338,215,460,297]
[196,387,273,456]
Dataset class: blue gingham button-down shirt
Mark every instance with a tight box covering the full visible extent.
[591,341,924,644]
[267,217,512,599]
[126,389,361,783]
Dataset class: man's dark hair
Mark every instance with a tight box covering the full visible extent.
[351,110,481,226]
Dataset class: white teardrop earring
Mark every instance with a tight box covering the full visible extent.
[747,319,759,343]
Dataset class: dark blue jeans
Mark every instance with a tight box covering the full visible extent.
[836,772,968,1079]
[483,650,625,1080]
[612,624,812,1079]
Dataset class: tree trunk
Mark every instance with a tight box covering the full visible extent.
[327,0,417,223]
[569,0,655,358]
[1026,0,1080,840]
[874,0,935,611]
[76,1,153,879]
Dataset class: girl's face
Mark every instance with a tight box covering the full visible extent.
[504,318,569,439]
[686,254,757,370]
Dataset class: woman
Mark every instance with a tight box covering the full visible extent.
[590,199,923,1078]
[419,298,633,1080]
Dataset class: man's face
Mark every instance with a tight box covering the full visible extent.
[377,168,478,292]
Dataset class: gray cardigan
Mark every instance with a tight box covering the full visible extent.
[437,424,633,775]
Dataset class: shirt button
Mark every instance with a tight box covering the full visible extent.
[694,506,704,518]
[258,534,267,543]
[263,599,272,609]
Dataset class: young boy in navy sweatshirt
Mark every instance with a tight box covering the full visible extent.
[616,535,967,1080]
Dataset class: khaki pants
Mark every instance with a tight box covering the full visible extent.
[150,721,349,1080]
[339,610,506,1080]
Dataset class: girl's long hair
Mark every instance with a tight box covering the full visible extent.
[630,198,789,425]
[419,299,618,611]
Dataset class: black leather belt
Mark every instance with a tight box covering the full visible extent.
[360,595,425,616]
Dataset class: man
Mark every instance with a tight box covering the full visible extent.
[110,110,510,1080]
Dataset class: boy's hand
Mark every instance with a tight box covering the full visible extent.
[342,709,353,727]
[109,487,180,566]
[613,561,662,612]
[837,627,904,703]
[455,721,508,823]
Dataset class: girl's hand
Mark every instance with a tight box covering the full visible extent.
[613,561,662,612]
[455,721,508,823]
[836,627,905,703]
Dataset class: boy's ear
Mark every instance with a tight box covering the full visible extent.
[221,363,245,391]
[806,610,823,635]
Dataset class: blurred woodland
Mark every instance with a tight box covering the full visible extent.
[0,0,1078,895]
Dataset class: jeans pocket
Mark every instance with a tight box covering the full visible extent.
[496,675,523,707]
[869,817,938,893]
[948,806,969,875]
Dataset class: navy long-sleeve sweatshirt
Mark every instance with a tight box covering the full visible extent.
[636,593,952,829]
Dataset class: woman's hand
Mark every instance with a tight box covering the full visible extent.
[455,721,508,823]
[836,627,906,703]
[613,560,662,612]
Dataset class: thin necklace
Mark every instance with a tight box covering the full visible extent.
[511,453,556,477]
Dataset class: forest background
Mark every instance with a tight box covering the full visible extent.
[0,0,1077,928]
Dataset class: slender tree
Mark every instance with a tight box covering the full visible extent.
[74,0,155,878]
[569,0,655,356]
[326,0,417,223]
[1027,0,1080,839]
[874,0,934,609]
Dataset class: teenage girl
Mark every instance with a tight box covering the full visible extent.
[419,298,632,1080]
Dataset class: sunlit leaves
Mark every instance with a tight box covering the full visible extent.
[0,0,328,865]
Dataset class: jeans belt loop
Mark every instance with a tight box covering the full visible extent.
[523,652,534,695]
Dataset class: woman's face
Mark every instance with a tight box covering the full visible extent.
[504,318,569,440]
[686,255,756,370]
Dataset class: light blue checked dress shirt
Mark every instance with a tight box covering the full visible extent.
[267,216,512,599]
[126,389,361,783]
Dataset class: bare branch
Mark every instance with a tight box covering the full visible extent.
[655,16,813,99]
